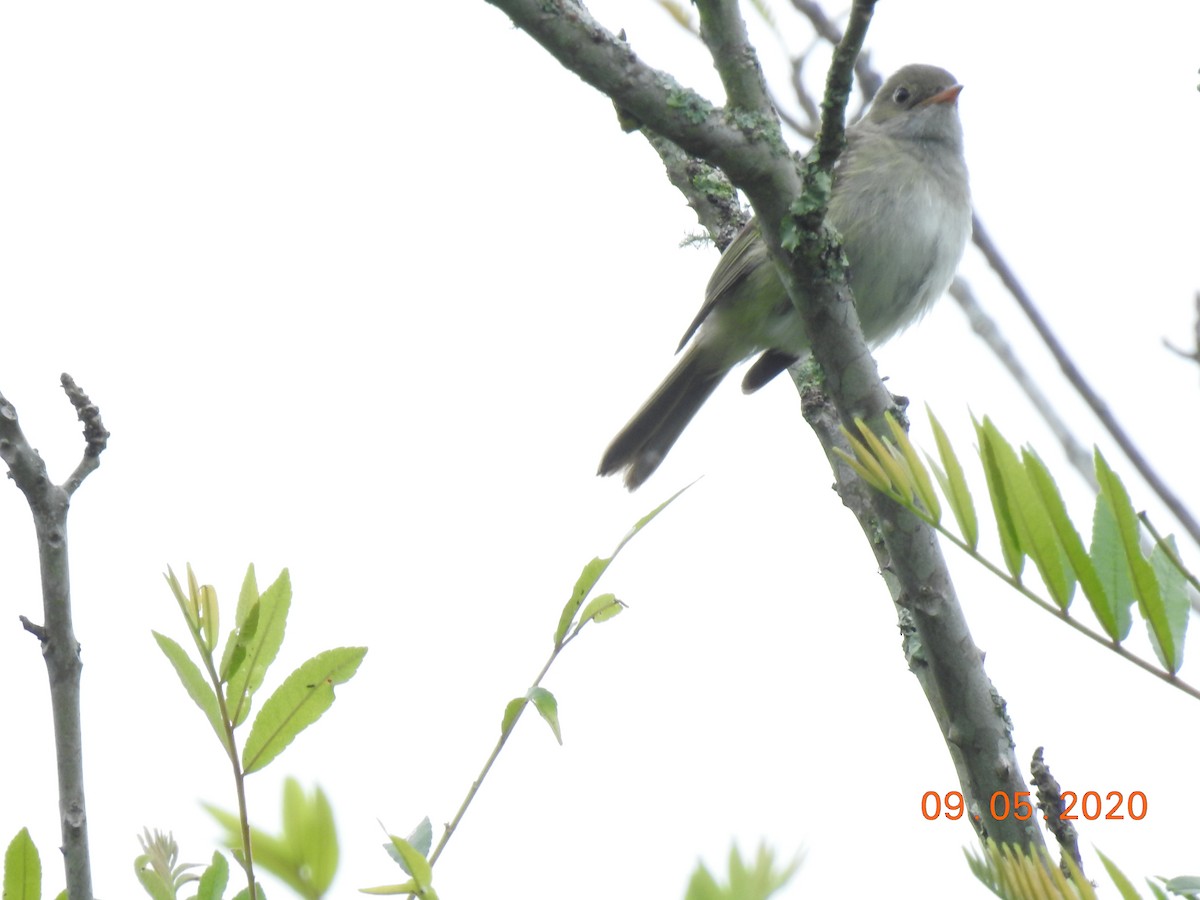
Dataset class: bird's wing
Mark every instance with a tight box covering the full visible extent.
[676,217,767,352]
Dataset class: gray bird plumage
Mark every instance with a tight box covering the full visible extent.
[598,64,972,490]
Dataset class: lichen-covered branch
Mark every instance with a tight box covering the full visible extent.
[695,0,774,114]
[483,0,1045,855]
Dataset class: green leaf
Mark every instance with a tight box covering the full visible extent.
[194,852,229,900]
[283,779,338,896]
[684,842,800,900]
[188,564,202,613]
[206,801,289,895]
[360,880,435,897]
[202,801,241,837]
[199,585,220,654]
[406,819,432,859]
[243,795,301,893]
[377,835,433,895]
[927,406,977,549]
[1150,535,1189,672]
[1022,451,1113,633]
[576,592,625,630]
[1091,496,1135,640]
[684,863,721,900]
[886,413,941,521]
[390,836,431,889]
[1140,514,1200,592]
[220,565,261,683]
[529,686,562,744]
[974,418,1024,578]
[153,631,228,751]
[554,485,689,644]
[1095,848,1141,900]
[853,418,912,503]
[235,563,261,626]
[4,828,41,900]
[501,696,526,735]
[225,568,293,728]
[382,819,434,873]
[164,566,194,625]
[1095,450,1174,671]
[834,442,892,494]
[135,864,176,900]
[614,481,692,555]
[242,646,367,774]
[555,556,610,646]
[1024,449,1116,635]
[211,779,339,899]
[239,829,289,892]
[999,443,1075,609]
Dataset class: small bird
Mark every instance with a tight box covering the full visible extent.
[598,64,972,490]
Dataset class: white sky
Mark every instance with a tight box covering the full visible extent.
[2,2,1199,898]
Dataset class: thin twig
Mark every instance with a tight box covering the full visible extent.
[970,216,1200,554]
[1,375,107,900]
[788,0,881,100]
[695,0,774,114]
[949,277,1096,483]
[1030,748,1084,880]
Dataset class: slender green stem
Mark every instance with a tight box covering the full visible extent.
[427,635,572,870]
[416,488,672,888]
[901,496,1200,703]
[197,637,258,900]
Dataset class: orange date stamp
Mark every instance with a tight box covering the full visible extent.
[921,790,1147,822]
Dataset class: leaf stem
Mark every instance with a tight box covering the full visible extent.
[197,626,259,900]
[427,638,567,870]
[911,498,1200,702]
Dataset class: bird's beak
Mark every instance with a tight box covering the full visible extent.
[923,84,964,106]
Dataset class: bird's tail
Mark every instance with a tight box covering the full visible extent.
[598,343,729,490]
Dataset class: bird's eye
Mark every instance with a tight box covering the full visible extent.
[892,86,911,105]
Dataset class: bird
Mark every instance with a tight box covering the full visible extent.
[598,64,972,490]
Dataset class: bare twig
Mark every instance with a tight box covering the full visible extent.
[1162,290,1200,368]
[788,0,881,100]
[949,277,1096,482]
[19,614,48,641]
[696,0,774,114]
[61,373,110,495]
[1,375,107,900]
[1031,748,1084,879]
[970,216,1200,554]
[787,52,821,137]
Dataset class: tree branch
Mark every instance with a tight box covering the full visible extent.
[970,216,1200,555]
[484,0,1044,854]
[484,0,801,223]
[2,375,107,900]
[638,130,748,252]
[788,0,882,102]
[695,0,774,114]
[797,372,1040,850]
[949,276,1095,481]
